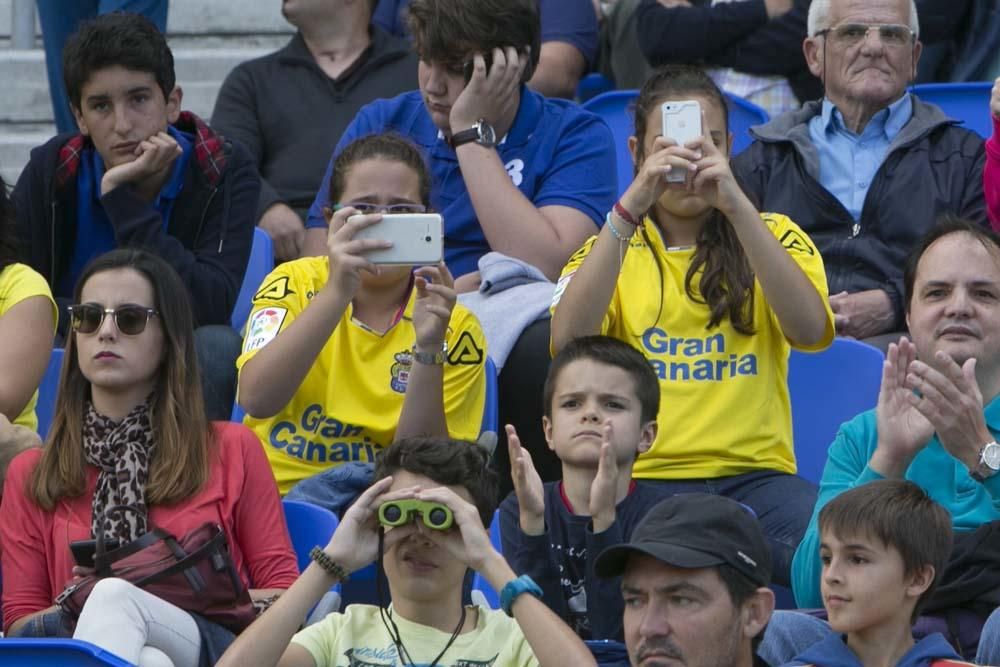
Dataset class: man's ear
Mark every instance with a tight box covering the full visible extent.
[905,564,935,600]
[637,420,657,455]
[910,41,923,81]
[741,587,775,644]
[166,85,183,125]
[72,105,89,137]
[542,415,556,453]
[803,37,823,80]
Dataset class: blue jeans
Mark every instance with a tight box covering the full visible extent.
[36,0,169,134]
[194,325,242,422]
[759,610,831,665]
[976,606,1000,665]
[636,470,818,587]
[10,608,74,637]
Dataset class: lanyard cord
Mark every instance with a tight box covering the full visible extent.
[376,527,468,667]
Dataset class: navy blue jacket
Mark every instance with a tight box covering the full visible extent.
[784,631,965,667]
[13,112,258,328]
[732,97,986,331]
[499,481,667,641]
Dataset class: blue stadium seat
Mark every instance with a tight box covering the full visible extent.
[36,347,64,439]
[231,227,275,332]
[582,90,769,197]
[911,81,993,138]
[788,338,884,485]
[481,356,499,436]
[0,639,132,666]
[281,499,342,622]
[576,72,615,103]
[282,499,340,573]
[470,510,503,609]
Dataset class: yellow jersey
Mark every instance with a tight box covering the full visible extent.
[552,213,835,480]
[237,257,488,494]
[0,263,57,431]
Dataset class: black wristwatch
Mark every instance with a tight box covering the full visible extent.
[450,118,497,149]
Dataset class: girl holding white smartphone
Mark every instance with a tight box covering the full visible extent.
[236,134,488,495]
[549,65,835,585]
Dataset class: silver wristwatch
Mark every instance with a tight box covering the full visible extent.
[971,441,1000,482]
[412,343,447,365]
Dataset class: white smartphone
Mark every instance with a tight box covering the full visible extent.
[350,213,444,266]
[661,100,703,183]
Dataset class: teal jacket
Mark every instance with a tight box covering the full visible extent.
[791,396,1000,608]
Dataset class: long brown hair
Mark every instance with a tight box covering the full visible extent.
[632,65,757,334]
[29,249,213,509]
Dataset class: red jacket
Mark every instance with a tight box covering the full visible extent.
[986,115,1000,230]
[0,421,298,632]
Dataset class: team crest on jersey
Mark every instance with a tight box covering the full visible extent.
[389,349,414,393]
[243,307,288,353]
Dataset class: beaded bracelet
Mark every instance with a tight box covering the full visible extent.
[309,546,350,581]
[606,211,635,242]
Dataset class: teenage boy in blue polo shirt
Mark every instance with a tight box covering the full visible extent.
[302,0,616,290]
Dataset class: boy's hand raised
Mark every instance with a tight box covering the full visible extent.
[413,486,496,573]
[507,424,545,535]
[589,420,619,533]
[323,476,418,575]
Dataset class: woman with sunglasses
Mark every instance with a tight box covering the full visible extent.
[0,249,299,665]
[0,174,57,435]
[236,133,487,496]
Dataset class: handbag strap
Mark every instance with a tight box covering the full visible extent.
[134,525,234,592]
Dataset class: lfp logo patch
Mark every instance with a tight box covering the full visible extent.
[243,307,288,353]
[389,349,413,393]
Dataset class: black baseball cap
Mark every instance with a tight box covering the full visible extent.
[594,493,772,587]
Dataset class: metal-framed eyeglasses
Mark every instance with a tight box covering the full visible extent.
[815,23,916,48]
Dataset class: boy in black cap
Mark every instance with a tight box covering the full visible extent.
[595,493,776,667]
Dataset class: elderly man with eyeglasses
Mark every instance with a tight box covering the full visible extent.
[733,0,987,352]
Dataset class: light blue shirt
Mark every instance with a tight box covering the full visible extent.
[808,93,913,222]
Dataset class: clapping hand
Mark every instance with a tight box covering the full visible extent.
[507,424,546,536]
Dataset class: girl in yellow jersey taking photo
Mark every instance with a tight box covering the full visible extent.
[550,65,835,586]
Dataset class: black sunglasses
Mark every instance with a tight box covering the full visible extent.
[67,303,159,336]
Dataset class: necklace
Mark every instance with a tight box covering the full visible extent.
[376,527,468,667]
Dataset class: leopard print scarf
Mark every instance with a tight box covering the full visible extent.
[83,399,155,543]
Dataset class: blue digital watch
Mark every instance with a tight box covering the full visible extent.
[499,574,543,617]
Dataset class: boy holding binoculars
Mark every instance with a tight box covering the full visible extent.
[500,335,666,641]
[217,436,595,667]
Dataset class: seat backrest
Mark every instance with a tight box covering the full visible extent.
[36,347,65,440]
[788,338,884,484]
[726,94,770,154]
[481,356,499,436]
[231,227,275,331]
[0,639,132,666]
[582,90,769,198]
[282,499,340,573]
[911,82,993,138]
